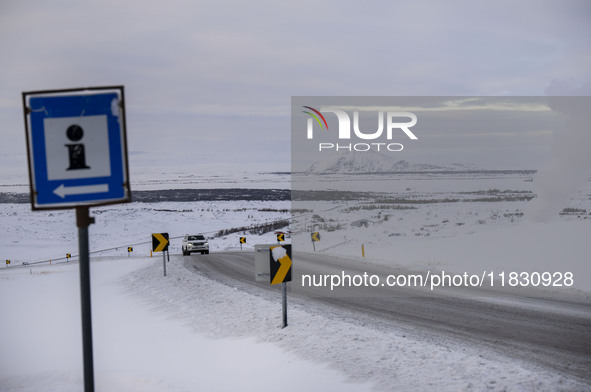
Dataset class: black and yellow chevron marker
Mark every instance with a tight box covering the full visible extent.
[270,244,292,285]
[152,233,169,252]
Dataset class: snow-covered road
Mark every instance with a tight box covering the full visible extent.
[185,251,591,384]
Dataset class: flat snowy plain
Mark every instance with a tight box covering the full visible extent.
[1,169,590,391]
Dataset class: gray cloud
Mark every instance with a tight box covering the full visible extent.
[1,0,590,171]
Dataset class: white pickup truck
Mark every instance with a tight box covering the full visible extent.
[182,234,209,255]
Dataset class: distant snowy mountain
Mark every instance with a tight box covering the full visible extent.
[307,152,472,174]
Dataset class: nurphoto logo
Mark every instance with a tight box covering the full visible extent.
[303,106,418,152]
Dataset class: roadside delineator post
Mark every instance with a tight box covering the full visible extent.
[310,231,320,251]
[152,233,170,276]
[270,244,292,328]
[254,244,292,328]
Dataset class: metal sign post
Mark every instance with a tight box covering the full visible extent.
[76,206,95,392]
[152,233,170,277]
[269,244,292,329]
[254,244,292,328]
[22,86,130,392]
[282,282,287,328]
[311,232,320,252]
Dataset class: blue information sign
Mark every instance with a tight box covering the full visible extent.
[23,86,130,210]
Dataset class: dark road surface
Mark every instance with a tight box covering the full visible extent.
[184,251,591,383]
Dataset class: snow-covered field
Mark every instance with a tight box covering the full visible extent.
[0,258,379,392]
[1,169,591,391]
[292,171,591,295]
[0,200,291,264]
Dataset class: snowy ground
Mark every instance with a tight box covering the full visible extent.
[2,256,589,391]
[0,258,375,391]
[1,170,590,391]
[292,172,591,295]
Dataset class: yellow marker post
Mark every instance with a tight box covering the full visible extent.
[270,245,292,328]
[310,232,320,251]
[152,233,170,276]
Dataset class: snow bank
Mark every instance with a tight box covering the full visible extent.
[0,258,373,391]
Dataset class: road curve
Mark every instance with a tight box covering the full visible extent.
[183,251,591,382]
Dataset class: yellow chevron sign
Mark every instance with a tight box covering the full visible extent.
[5,260,10,265]
[270,244,292,285]
[66,253,72,259]
[240,237,246,244]
[276,233,285,242]
[311,232,320,242]
[128,247,133,252]
[152,233,169,252]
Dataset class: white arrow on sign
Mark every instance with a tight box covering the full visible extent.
[53,184,109,199]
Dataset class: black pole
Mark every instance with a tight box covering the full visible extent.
[282,281,287,328]
[76,206,95,392]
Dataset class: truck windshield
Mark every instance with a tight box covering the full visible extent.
[188,235,205,241]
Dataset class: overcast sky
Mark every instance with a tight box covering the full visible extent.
[1,0,590,177]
